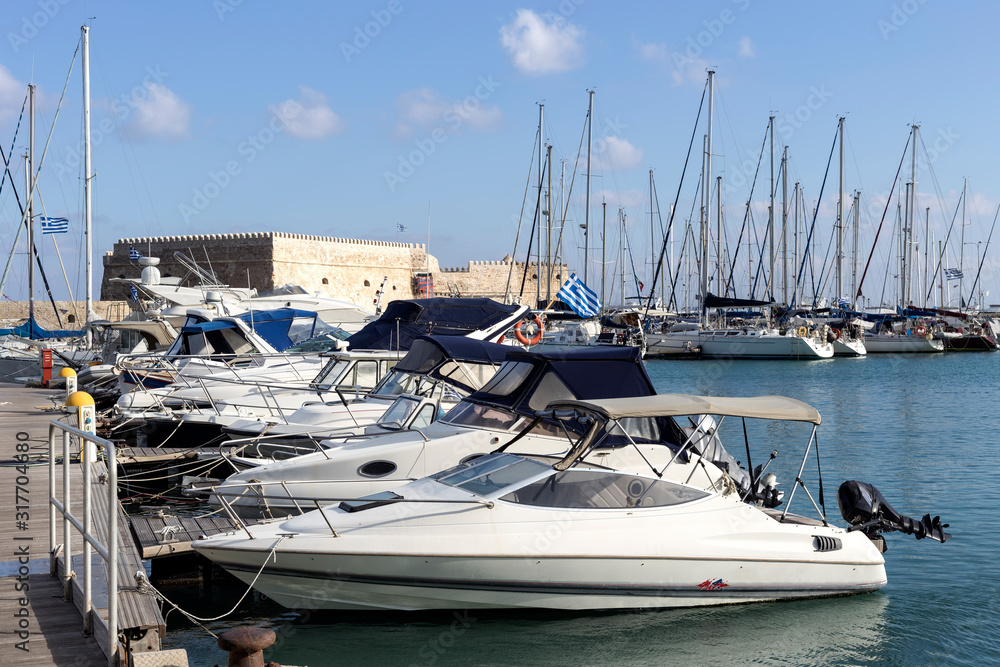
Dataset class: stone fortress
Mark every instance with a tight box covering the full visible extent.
[101,232,569,309]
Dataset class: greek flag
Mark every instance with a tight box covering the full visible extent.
[837,298,851,309]
[129,246,142,261]
[944,268,964,281]
[40,216,69,234]
[557,272,601,318]
[397,224,407,232]
[129,284,139,302]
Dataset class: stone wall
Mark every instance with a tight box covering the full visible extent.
[101,232,570,309]
[0,301,123,328]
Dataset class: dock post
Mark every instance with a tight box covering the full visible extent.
[217,626,276,667]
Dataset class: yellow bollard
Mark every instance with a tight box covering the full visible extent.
[58,367,77,400]
[66,391,97,461]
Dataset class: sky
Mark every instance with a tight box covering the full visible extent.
[1,0,999,310]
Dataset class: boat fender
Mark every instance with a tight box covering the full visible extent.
[796,326,808,338]
[514,316,545,346]
[915,326,927,336]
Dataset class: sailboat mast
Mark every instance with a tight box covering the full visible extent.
[835,117,844,305]
[716,175,722,297]
[781,146,788,305]
[545,143,552,304]
[794,182,800,305]
[960,176,967,309]
[620,208,626,308]
[649,169,654,306]
[585,90,594,285]
[536,103,543,309]
[907,124,918,307]
[27,85,35,324]
[83,25,94,325]
[701,71,714,324]
[853,190,860,305]
[601,201,607,313]
[923,206,929,308]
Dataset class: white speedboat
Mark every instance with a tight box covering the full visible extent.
[194,393,949,611]
[193,346,712,517]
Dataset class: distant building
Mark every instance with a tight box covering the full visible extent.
[101,232,568,308]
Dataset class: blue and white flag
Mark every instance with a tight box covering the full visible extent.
[129,246,142,261]
[944,268,964,281]
[40,216,69,234]
[396,223,407,232]
[129,284,139,302]
[557,272,602,318]
[837,297,851,309]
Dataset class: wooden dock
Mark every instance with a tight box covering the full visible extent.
[130,514,244,559]
[0,382,184,666]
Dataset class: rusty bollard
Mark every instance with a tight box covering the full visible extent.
[217,626,276,667]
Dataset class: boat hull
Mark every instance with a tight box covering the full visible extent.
[864,335,944,353]
[200,547,886,611]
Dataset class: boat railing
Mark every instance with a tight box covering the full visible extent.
[46,420,119,666]
[201,480,492,538]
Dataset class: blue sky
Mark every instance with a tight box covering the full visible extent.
[1,1,998,308]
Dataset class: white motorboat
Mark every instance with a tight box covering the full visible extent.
[193,346,705,517]
[194,393,949,611]
[699,327,834,359]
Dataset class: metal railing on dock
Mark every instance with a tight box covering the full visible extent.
[47,420,166,666]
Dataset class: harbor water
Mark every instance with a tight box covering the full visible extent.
[163,353,1000,666]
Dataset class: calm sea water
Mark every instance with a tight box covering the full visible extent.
[163,353,1000,666]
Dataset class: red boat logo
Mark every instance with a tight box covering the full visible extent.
[697,578,729,591]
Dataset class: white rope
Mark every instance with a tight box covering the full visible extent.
[136,535,286,635]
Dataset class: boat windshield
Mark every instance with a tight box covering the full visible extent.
[370,370,437,398]
[501,470,708,509]
[377,396,439,430]
[431,453,549,497]
[441,402,565,438]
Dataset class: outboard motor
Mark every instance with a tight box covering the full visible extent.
[838,480,951,553]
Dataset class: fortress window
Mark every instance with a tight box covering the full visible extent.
[322,278,329,284]
[364,279,371,287]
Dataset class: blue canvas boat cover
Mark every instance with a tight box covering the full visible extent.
[347,298,521,350]
[0,315,84,339]
[237,308,319,351]
[467,346,656,415]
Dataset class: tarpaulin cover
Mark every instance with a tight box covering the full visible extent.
[0,315,83,339]
[348,298,521,350]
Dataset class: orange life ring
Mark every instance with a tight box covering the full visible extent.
[831,327,841,340]
[514,316,544,345]
[915,326,927,336]
[496,334,505,344]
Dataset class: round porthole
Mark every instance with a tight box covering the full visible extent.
[357,460,397,478]
[627,479,645,498]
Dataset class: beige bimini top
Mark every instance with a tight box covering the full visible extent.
[545,393,822,425]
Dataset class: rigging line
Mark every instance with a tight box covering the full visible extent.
[0,94,27,205]
[552,103,590,277]
[916,132,955,239]
[650,175,675,306]
[519,149,550,299]
[793,124,840,308]
[967,201,999,302]
[926,192,965,302]
[644,79,707,315]
[815,198,856,299]
[727,123,768,297]
[878,200,901,307]
[856,132,911,302]
[504,128,538,303]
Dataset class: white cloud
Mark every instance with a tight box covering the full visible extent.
[598,135,644,170]
[633,37,707,85]
[129,83,191,139]
[269,86,345,139]
[500,9,586,75]
[392,87,503,140]
[0,65,26,125]
[738,36,755,58]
